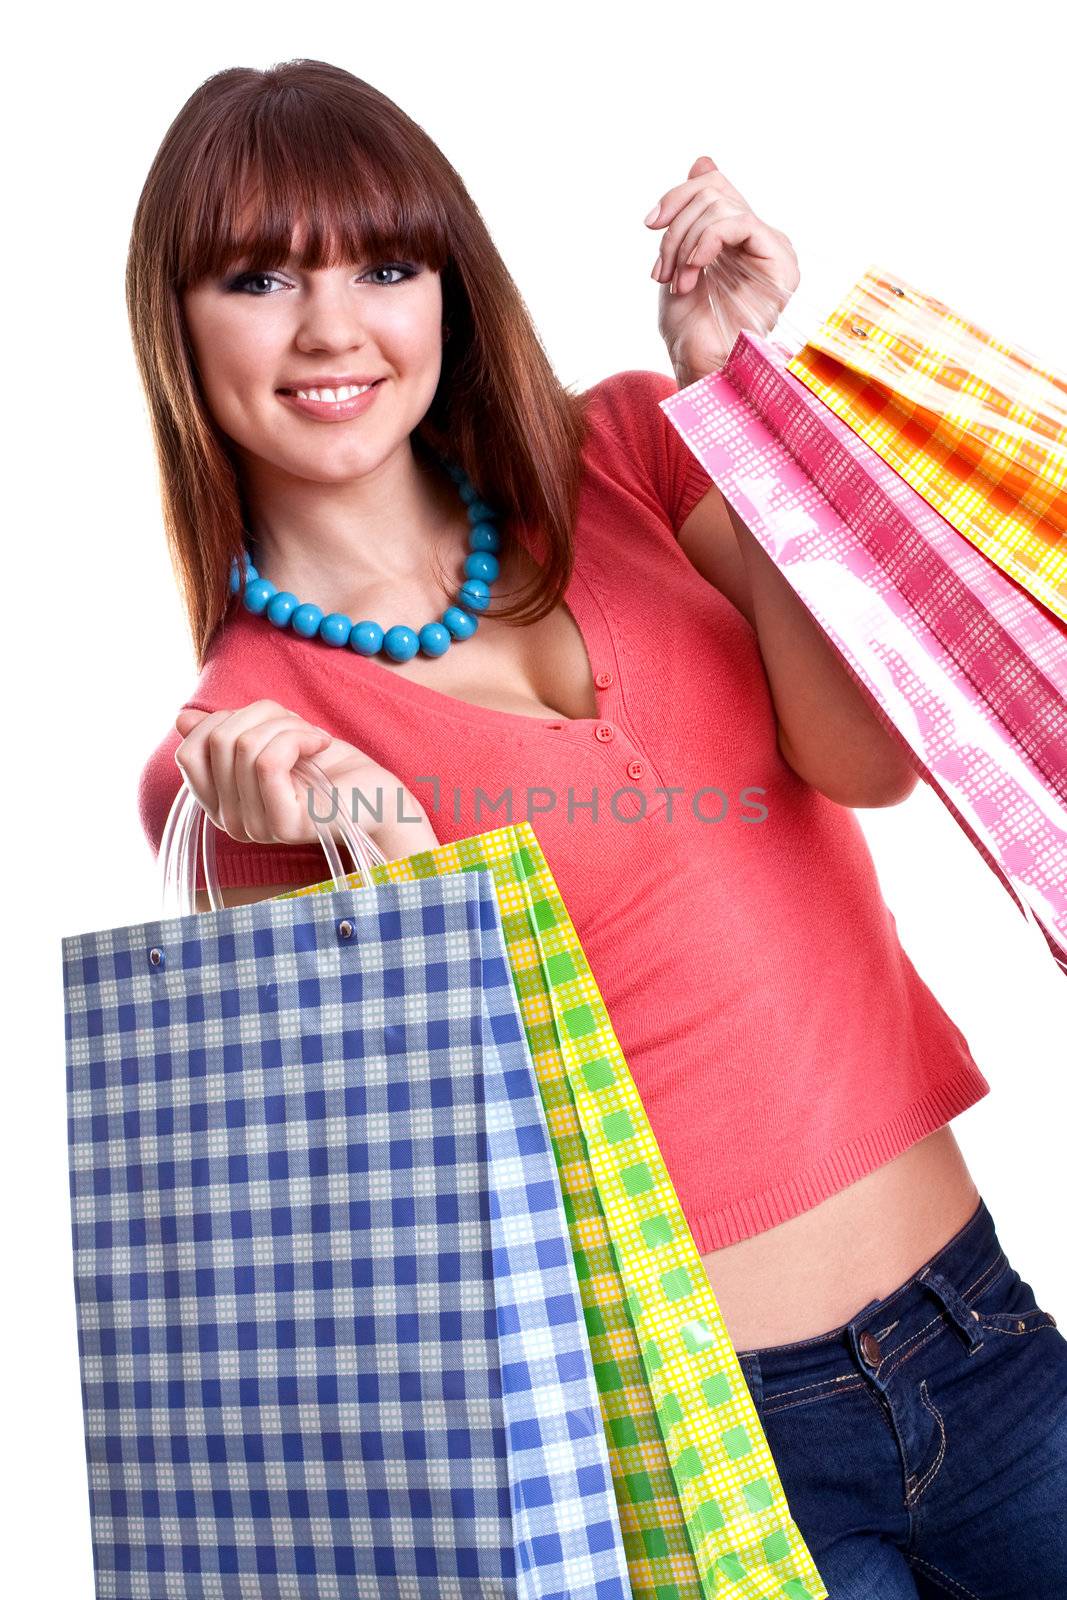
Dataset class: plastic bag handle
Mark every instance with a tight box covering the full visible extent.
[160,758,388,918]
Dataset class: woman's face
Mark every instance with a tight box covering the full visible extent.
[181,223,445,485]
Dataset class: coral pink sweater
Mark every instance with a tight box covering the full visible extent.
[138,368,989,1251]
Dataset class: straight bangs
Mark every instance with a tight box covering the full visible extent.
[173,100,451,292]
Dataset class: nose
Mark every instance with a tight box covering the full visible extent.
[294,275,372,355]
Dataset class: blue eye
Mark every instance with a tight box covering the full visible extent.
[227,271,285,295]
[226,263,417,294]
[364,264,417,286]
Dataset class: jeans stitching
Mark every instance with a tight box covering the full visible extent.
[907,1552,982,1599]
[751,1372,858,1403]
[974,1311,1057,1336]
[882,1321,948,1384]
[881,1308,944,1366]
[962,1248,1007,1302]
[761,1381,865,1415]
[855,1376,900,1445]
[911,1379,947,1500]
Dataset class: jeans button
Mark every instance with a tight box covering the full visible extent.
[859,1330,882,1367]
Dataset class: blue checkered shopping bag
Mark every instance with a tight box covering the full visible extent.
[61,765,632,1599]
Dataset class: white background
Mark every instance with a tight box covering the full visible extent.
[5,2,1065,1589]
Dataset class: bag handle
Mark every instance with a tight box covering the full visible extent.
[160,758,388,918]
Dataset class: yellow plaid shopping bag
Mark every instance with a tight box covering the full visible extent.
[282,822,827,1600]
[786,266,1067,624]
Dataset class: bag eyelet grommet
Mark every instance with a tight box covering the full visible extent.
[888,284,905,297]
[337,919,355,941]
[148,946,165,969]
[849,323,869,338]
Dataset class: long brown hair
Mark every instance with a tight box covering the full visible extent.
[126,58,593,668]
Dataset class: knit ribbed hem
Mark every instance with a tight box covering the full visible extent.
[202,847,327,893]
[683,1059,991,1253]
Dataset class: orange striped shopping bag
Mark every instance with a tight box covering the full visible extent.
[786,267,1067,623]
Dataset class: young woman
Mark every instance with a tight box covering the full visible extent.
[136,58,1067,1594]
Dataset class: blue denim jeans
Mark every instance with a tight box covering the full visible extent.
[735,1197,1067,1598]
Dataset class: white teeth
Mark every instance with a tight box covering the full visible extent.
[294,383,373,402]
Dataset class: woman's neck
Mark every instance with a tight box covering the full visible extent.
[240,438,461,595]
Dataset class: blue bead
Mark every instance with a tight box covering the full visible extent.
[265,591,299,627]
[233,553,259,591]
[464,550,499,583]
[458,481,479,504]
[383,625,419,662]
[442,606,478,640]
[466,499,495,523]
[469,522,501,553]
[350,620,384,656]
[419,622,452,657]
[291,602,324,638]
[458,578,491,612]
[319,612,353,647]
[242,578,276,615]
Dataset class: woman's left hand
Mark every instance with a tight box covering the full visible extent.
[646,154,800,384]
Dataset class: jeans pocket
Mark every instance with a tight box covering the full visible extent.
[968,1260,1060,1338]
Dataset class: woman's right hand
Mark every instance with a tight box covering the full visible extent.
[174,700,441,863]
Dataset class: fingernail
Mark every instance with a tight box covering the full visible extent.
[651,258,662,281]
[644,204,660,225]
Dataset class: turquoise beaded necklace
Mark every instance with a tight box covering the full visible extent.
[228,454,501,663]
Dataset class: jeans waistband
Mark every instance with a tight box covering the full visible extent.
[734,1196,1002,1402]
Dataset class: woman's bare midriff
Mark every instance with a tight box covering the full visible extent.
[701,1125,981,1352]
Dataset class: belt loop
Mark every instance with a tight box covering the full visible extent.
[916,1265,984,1350]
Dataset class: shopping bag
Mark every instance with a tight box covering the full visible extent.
[62,764,631,1600]
[268,817,828,1600]
[785,266,1067,623]
[659,329,1067,974]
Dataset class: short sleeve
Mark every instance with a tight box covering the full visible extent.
[585,368,716,533]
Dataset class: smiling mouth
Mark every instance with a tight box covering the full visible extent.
[277,379,383,402]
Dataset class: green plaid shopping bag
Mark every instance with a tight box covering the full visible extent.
[280,821,826,1600]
